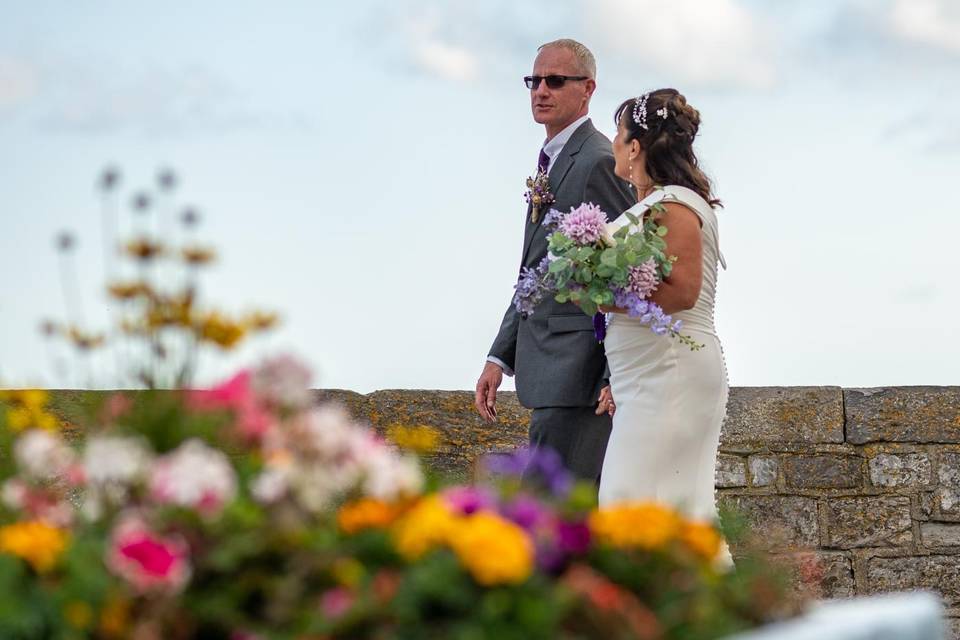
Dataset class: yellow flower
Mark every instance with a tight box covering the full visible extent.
[181,245,217,266]
[195,311,247,349]
[588,502,681,550]
[680,520,722,562]
[391,495,459,560]
[331,558,365,588]
[124,237,165,261]
[0,521,69,572]
[387,425,441,454]
[449,512,534,586]
[243,310,279,332]
[337,498,402,534]
[64,601,94,630]
[1,390,60,432]
[98,596,131,638]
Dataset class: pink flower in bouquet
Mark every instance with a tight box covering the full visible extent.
[106,515,191,594]
[320,587,355,620]
[251,353,313,411]
[13,429,76,480]
[149,439,237,517]
[558,202,608,245]
[188,370,275,442]
[626,259,660,299]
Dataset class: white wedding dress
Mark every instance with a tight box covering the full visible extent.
[599,185,729,528]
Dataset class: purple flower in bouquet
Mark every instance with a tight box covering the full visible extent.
[542,208,563,228]
[513,260,551,316]
[612,290,679,336]
[558,202,607,245]
[441,485,497,515]
[626,259,659,299]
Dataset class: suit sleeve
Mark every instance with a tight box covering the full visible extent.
[488,300,519,374]
[583,152,635,388]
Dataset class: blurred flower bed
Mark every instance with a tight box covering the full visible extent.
[0,170,802,639]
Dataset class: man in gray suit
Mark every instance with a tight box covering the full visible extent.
[474,39,635,483]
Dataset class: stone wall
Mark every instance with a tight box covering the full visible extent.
[319,386,960,634]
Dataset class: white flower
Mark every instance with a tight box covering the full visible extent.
[14,429,75,480]
[149,439,237,516]
[362,449,423,501]
[252,353,313,410]
[83,435,153,489]
[250,466,290,504]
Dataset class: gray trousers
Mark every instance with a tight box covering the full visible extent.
[528,406,613,484]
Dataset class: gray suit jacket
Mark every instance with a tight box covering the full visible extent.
[489,119,636,409]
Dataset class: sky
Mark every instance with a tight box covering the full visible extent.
[1,0,959,393]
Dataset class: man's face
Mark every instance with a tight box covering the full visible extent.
[530,47,595,133]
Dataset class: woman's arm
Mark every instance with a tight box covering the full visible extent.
[647,202,703,314]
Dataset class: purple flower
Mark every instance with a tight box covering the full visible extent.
[557,202,608,245]
[542,208,563,228]
[626,259,660,299]
[556,519,591,555]
[512,265,547,316]
[441,485,497,515]
[502,494,550,530]
[485,447,573,497]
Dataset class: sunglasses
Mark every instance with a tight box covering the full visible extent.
[523,75,589,90]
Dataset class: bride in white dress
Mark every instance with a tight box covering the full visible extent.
[599,89,729,537]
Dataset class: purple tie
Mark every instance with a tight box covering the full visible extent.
[537,148,549,174]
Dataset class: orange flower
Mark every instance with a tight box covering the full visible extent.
[337,498,401,534]
[195,311,246,349]
[680,520,722,562]
[0,521,69,572]
[588,502,680,550]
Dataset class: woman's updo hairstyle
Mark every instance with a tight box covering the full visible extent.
[615,88,721,207]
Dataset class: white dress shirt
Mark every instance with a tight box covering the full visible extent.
[487,115,592,377]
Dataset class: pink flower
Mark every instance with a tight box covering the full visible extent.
[558,202,608,245]
[251,354,313,410]
[188,371,276,442]
[320,587,355,620]
[627,259,660,299]
[149,439,237,517]
[106,515,191,594]
[442,485,497,515]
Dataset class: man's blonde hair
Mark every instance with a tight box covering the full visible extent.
[538,39,597,79]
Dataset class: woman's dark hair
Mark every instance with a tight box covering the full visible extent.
[615,88,721,207]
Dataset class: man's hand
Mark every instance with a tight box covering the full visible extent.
[596,385,616,416]
[475,361,504,422]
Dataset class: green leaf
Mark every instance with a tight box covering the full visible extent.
[657,225,669,237]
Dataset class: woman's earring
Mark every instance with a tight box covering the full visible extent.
[628,164,634,184]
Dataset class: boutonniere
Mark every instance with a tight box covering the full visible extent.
[524,170,555,223]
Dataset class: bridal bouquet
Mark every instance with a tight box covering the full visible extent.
[513,200,701,348]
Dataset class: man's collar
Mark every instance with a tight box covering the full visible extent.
[542,115,591,159]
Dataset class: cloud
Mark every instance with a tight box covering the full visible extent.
[0,55,39,110]
[888,0,960,55]
[25,59,305,136]
[406,16,480,81]
[585,0,775,89]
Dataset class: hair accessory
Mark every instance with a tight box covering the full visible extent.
[632,93,650,130]
[656,106,669,119]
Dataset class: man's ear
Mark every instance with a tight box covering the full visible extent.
[584,78,597,99]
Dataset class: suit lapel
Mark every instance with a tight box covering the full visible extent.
[521,119,596,263]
